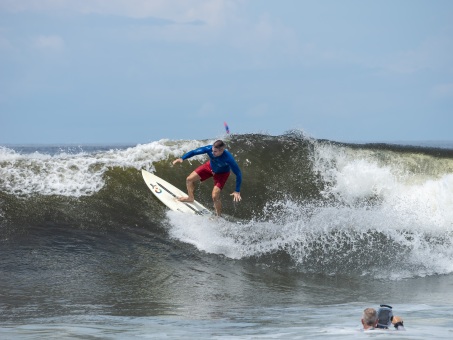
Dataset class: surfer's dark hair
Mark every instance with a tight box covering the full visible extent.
[213,140,225,149]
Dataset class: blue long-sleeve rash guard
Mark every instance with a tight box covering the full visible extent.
[181,145,242,192]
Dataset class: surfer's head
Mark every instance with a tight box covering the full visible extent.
[362,308,378,329]
[212,140,225,157]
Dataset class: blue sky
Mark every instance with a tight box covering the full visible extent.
[1,0,452,144]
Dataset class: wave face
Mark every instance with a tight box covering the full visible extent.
[1,133,453,280]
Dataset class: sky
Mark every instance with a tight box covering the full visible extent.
[1,0,452,144]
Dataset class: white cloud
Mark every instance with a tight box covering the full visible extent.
[1,0,247,44]
[0,0,303,62]
[0,0,238,23]
[362,35,453,75]
[34,35,64,50]
[232,13,297,51]
[431,83,453,98]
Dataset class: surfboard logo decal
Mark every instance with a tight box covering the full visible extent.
[149,182,162,194]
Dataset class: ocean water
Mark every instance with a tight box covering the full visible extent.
[1,133,453,339]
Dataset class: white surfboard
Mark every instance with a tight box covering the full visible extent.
[141,169,212,216]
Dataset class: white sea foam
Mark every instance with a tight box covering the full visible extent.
[313,143,453,232]
[0,140,209,197]
[167,212,245,259]
[311,143,453,279]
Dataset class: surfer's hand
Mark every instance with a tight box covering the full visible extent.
[231,192,241,202]
[392,316,403,325]
[172,158,183,165]
[392,316,404,329]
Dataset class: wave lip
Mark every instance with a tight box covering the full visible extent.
[0,140,207,197]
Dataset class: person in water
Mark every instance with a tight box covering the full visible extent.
[172,140,242,216]
[361,307,405,331]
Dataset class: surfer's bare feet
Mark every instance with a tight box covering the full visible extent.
[177,196,194,202]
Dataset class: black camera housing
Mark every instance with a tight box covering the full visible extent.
[376,304,393,329]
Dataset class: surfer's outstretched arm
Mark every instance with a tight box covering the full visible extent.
[172,158,183,165]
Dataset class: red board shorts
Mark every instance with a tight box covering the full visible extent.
[195,161,230,190]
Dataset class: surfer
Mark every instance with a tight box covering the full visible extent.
[172,140,242,216]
